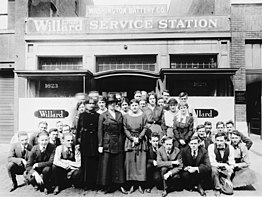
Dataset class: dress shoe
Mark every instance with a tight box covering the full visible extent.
[196,185,206,196]
[9,183,17,192]
[128,185,135,194]
[162,190,168,197]
[53,186,60,195]
[138,185,144,194]
[120,187,128,194]
[214,190,221,197]
[44,188,49,195]
[104,186,113,194]
[145,188,151,193]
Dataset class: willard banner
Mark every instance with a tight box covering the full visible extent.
[19,97,234,132]
[25,16,230,35]
[19,98,77,132]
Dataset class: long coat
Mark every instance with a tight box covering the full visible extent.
[97,110,125,185]
[76,111,100,157]
[98,110,124,154]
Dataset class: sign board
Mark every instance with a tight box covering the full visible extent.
[235,91,246,104]
[172,97,235,127]
[19,98,77,132]
[86,5,168,16]
[25,16,230,35]
[19,97,234,132]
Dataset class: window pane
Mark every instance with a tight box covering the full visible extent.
[0,0,8,14]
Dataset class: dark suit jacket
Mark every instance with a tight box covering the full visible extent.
[98,110,124,154]
[181,146,211,174]
[157,146,183,175]
[8,142,33,165]
[147,145,158,167]
[26,143,56,172]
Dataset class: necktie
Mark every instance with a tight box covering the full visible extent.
[21,147,26,158]
[193,150,197,159]
[67,148,72,158]
[167,151,170,160]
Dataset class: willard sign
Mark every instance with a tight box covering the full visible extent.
[25,16,230,35]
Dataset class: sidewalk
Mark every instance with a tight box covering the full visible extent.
[0,134,261,196]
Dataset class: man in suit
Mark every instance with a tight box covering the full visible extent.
[7,131,33,192]
[52,133,81,195]
[208,132,235,196]
[48,128,61,147]
[157,136,183,197]
[196,124,212,150]
[181,136,211,196]
[145,132,162,193]
[25,131,56,194]
[29,121,48,146]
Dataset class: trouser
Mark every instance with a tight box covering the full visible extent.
[160,167,181,191]
[34,166,52,189]
[52,165,81,188]
[211,166,232,190]
[181,171,207,189]
[7,162,25,184]
[146,164,163,190]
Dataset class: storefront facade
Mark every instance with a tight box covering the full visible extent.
[12,0,248,134]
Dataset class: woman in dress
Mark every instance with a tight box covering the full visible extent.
[161,98,178,138]
[143,92,164,138]
[173,103,194,148]
[231,130,256,188]
[120,97,130,115]
[97,95,127,194]
[124,99,148,194]
[71,101,85,135]
[76,97,100,190]
[97,96,107,114]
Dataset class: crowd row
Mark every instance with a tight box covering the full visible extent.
[7,91,256,197]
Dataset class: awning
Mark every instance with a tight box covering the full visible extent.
[94,69,159,79]
[160,68,239,79]
[14,70,93,80]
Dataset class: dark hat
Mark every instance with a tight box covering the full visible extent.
[107,94,117,104]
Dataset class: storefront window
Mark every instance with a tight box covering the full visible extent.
[170,54,217,69]
[38,57,83,70]
[96,55,156,72]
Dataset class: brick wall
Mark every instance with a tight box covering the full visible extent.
[231,4,262,122]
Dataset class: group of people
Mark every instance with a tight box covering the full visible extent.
[7,90,257,196]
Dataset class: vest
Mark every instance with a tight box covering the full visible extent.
[214,144,230,163]
[61,146,75,161]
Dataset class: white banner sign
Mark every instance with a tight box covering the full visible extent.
[19,98,78,132]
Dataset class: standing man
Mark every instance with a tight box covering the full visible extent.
[195,124,213,150]
[208,132,235,196]
[181,136,211,196]
[162,90,170,110]
[53,133,81,195]
[48,128,61,147]
[25,131,56,194]
[134,90,142,102]
[7,131,33,192]
[204,121,213,140]
[145,132,162,193]
[157,136,182,197]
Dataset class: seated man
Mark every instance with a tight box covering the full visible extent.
[29,121,48,146]
[181,136,211,196]
[157,136,182,197]
[208,132,235,196]
[145,132,162,193]
[196,124,213,150]
[25,131,56,194]
[52,133,81,195]
[230,130,256,188]
[226,120,253,150]
[48,128,61,147]
[7,131,33,192]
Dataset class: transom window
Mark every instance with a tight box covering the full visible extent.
[38,57,83,70]
[170,55,217,69]
[96,55,156,72]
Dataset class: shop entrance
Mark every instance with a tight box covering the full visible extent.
[95,75,157,100]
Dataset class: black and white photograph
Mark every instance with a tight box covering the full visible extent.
[0,0,262,196]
